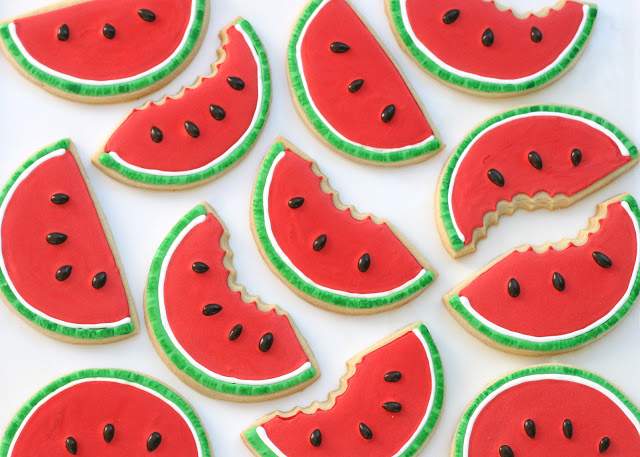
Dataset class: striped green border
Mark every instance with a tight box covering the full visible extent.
[439,105,639,252]
[0,0,207,98]
[388,0,597,94]
[0,139,135,340]
[452,365,640,456]
[252,141,436,310]
[448,194,640,353]
[287,0,441,164]
[0,369,212,457]
[96,19,271,187]
[145,204,316,397]
[244,324,444,457]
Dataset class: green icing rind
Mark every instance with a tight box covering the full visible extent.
[0,0,207,98]
[448,194,640,353]
[145,204,316,397]
[287,0,441,163]
[453,365,640,456]
[245,324,444,457]
[389,0,597,94]
[0,369,212,457]
[96,19,271,187]
[0,139,135,340]
[252,141,436,310]
[438,105,639,252]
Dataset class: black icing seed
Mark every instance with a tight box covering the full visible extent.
[381,105,396,123]
[359,423,373,440]
[58,24,70,41]
[103,424,115,443]
[150,126,163,143]
[138,9,156,22]
[600,437,611,453]
[531,26,543,42]
[553,272,566,292]
[229,324,243,341]
[482,28,494,46]
[442,9,460,24]
[203,304,223,316]
[51,193,69,204]
[47,232,68,245]
[227,76,245,90]
[92,272,107,289]
[487,169,505,187]
[310,429,322,447]
[384,371,401,382]
[593,251,612,268]
[209,104,226,121]
[185,121,200,138]
[382,402,402,412]
[192,262,209,273]
[508,278,520,298]
[259,332,274,352]
[288,197,304,209]
[313,234,327,251]
[147,432,162,452]
[499,445,514,457]
[524,419,536,439]
[330,41,350,53]
[103,23,116,39]
[66,437,77,454]
[358,253,371,272]
[528,151,543,170]
[563,419,573,439]
[349,79,365,93]
[571,148,582,166]
[56,265,72,281]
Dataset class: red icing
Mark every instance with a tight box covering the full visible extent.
[11,379,199,456]
[300,0,433,149]
[469,378,640,455]
[164,212,309,381]
[1,150,130,325]
[105,24,260,172]
[263,328,433,455]
[268,148,424,294]
[451,115,632,244]
[14,0,193,81]
[460,201,638,337]
[405,0,586,79]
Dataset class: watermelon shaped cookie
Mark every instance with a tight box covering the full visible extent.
[145,203,319,401]
[288,0,443,165]
[0,139,137,343]
[94,18,270,190]
[243,322,444,457]
[437,105,638,258]
[386,0,597,96]
[0,369,212,457]
[445,193,640,355]
[251,138,437,314]
[0,0,208,103]
[451,365,640,456]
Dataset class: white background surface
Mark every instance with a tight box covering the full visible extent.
[0,0,639,455]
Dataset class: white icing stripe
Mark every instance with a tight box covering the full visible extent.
[0,148,132,330]
[106,22,264,176]
[462,373,640,456]
[7,376,203,457]
[399,2,590,85]
[7,0,197,86]
[459,201,640,343]
[257,327,438,457]
[295,0,435,153]
[157,214,312,386]
[263,150,427,298]
[447,111,632,244]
